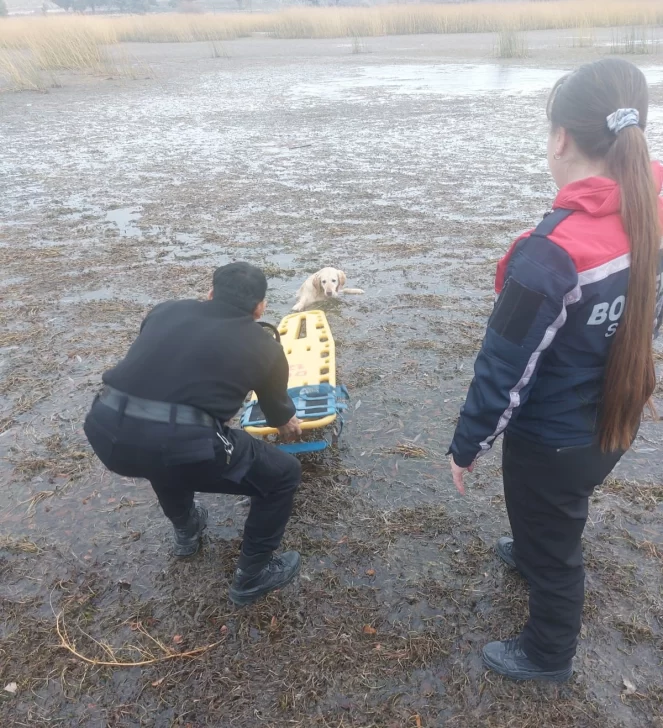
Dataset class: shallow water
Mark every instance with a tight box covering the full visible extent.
[292,63,567,101]
[105,207,143,238]
[291,63,663,103]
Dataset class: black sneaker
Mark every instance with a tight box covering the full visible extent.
[482,638,572,682]
[496,536,517,569]
[172,503,208,557]
[229,551,301,606]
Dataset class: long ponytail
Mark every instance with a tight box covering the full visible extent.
[601,124,659,451]
[548,59,661,451]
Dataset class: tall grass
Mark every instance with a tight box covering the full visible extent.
[0,16,117,51]
[0,1,662,74]
[496,30,528,58]
[351,35,365,55]
[0,52,46,91]
[113,13,269,43]
[30,29,108,71]
[0,19,147,90]
[266,2,663,40]
[609,26,660,55]
[3,2,663,49]
[570,19,596,48]
[571,30,596,48]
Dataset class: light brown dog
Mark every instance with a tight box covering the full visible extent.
[292,267,364,311]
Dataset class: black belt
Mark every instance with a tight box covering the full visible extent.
[99,386,215,428]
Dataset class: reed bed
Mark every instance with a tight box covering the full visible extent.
[0,51,45,90]
[0,1,661,87]
[112,12,271,43]
[1,1,662,50]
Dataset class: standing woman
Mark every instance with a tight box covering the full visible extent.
[448,58,663,681]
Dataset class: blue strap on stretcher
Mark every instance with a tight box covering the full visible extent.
[278,441,329,454]
[240,384,350,454]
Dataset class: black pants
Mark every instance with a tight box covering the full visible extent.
[502,433,623,668]
[84,400,301,557]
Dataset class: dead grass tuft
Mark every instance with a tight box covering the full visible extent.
[0,536,42,554]
[375,504,451,538]
[600,477,663,510]
[496,29,529,58]
[613,528,663,563]
[445,677,609,728]
[612,615,657,644]
[584,544,638,597]
[384,442,429,459]
[10,432,92,485]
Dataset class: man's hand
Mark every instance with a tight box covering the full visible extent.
[277,416,302,442]
[450,456,474,496]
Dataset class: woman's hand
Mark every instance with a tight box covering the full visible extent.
[278,416,302,442]
[450,456,474,495]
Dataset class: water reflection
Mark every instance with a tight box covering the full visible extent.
[292,63,663,101]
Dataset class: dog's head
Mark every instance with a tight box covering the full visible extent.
[313,267,346,298]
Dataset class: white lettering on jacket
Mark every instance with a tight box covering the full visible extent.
[587,295,626,337]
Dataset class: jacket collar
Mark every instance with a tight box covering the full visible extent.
[206,298,254,319]
[553,160,663,217]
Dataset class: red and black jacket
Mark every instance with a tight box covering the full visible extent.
[449,164,663,468]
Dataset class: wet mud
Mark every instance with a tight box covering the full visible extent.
[1,32,663,728]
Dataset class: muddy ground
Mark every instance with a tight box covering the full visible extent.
[2,30,663,728]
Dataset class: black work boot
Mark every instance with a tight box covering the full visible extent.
[172,503,208,557]
[496,536,517,569]
[229,550,301,606]
[483,638,572,682]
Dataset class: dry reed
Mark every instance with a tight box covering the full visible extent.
[56,611,223,667]
[0,18,151,89]
[609,25,660,55]
[0,1,662,53]
[0,51,45,90]
[496,29,528,58]
[1,0,662,87]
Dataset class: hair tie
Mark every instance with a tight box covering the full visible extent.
[606,108,640,135]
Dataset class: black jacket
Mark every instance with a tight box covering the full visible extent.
[102,298,295,427]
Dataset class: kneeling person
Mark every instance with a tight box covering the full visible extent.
[84,262,302,606]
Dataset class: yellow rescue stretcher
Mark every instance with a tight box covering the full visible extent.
[240,310,349,454]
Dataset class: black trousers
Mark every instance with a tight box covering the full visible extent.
[502,432,622,668]
[84,400,301,557]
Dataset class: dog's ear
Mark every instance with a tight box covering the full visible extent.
[313,272,323,293]
[336,270,347,290]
